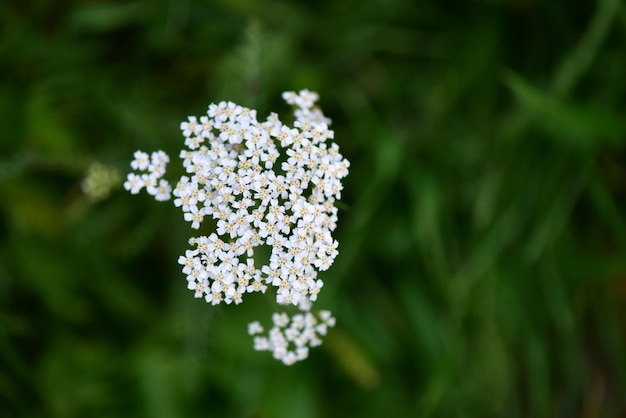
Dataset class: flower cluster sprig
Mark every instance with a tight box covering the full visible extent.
[249,310,336,365]
[123,150,172,201]
[124,90,349,364]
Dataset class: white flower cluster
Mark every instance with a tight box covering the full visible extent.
[123,150,172,201]
[123,90,349,364]
[248,310,336,365]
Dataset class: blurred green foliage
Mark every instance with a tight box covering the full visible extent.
[2,0,626,417]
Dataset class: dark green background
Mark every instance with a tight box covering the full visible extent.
[2,0,626,416]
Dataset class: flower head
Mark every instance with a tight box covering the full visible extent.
[124,90,349,364]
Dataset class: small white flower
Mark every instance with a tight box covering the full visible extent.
[272,312,290,328]
[248,321,263,335]
[131,151,150,171]
[183,205,205,230]
[253,336,270,350]
[123,172,143,194]
[147,179,172,201]
[181,116,201,138]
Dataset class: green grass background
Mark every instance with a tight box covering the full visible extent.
[2,0,626,416]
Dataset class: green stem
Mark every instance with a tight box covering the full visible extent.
[551,0,621,97]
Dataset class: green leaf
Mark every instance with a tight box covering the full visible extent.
[505,71,624,148]
[67,2,147,33]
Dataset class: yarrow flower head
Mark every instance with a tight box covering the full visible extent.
[124,90,349,364]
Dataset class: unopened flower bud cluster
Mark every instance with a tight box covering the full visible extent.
[124,90,349,364]
[82,162,122,201]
